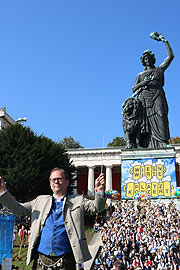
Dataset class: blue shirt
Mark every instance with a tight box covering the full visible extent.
[37,196,72,256]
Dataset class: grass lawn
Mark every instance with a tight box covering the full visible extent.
[85,226,95,244]
[12,237,33,270]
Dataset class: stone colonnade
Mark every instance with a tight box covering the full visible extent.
[67,148,122,196]
[87,165,113,196]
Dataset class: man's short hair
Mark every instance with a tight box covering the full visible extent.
[50,168,69,180]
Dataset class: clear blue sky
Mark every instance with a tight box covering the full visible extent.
[0,0,179,148]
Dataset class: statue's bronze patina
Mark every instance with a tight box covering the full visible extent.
[123,32,174,149]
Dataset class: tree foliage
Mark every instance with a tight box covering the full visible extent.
[0,125,76,201]
[107,137,126,147]
[168,137,180,144]
[59,136,83,149]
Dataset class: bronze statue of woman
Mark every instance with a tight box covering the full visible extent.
[132,32,174,148]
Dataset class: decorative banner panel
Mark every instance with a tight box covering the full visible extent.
[0,214,14,268]
[121,158,177,199]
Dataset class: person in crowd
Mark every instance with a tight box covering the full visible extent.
[170,258,179,270]
[108,203,115,216]
[13,225,17,244]
[18,225,27,248]
[27,227,31,245]
[112,261,126,270]
[94,219,101,232]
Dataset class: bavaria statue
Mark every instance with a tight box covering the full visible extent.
[122,32,174,149]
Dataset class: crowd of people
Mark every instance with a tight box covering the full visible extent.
[94,199,180,270]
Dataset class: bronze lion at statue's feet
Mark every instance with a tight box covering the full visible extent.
[122,97,143,149]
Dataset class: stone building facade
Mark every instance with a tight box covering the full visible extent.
[67,146,180,196]
[0,108,16,131]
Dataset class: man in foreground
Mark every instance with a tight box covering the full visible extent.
[0,168,105,270]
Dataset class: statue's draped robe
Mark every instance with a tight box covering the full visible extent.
[134,67,170,148]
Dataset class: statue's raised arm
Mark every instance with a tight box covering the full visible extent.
[150,32,174,71]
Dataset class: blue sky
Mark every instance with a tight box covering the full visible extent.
[0,1,179,148]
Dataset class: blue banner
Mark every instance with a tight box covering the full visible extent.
[121,157,177,199]
[0,214,14,266]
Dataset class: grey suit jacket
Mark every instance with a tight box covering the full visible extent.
[0,191,106,265]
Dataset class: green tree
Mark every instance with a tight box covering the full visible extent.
[59,136,83,149]
[107,137,126,147]
[168,137,180,144]
[0,124,76,201]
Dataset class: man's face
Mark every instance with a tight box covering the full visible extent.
[49,170,69,197]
